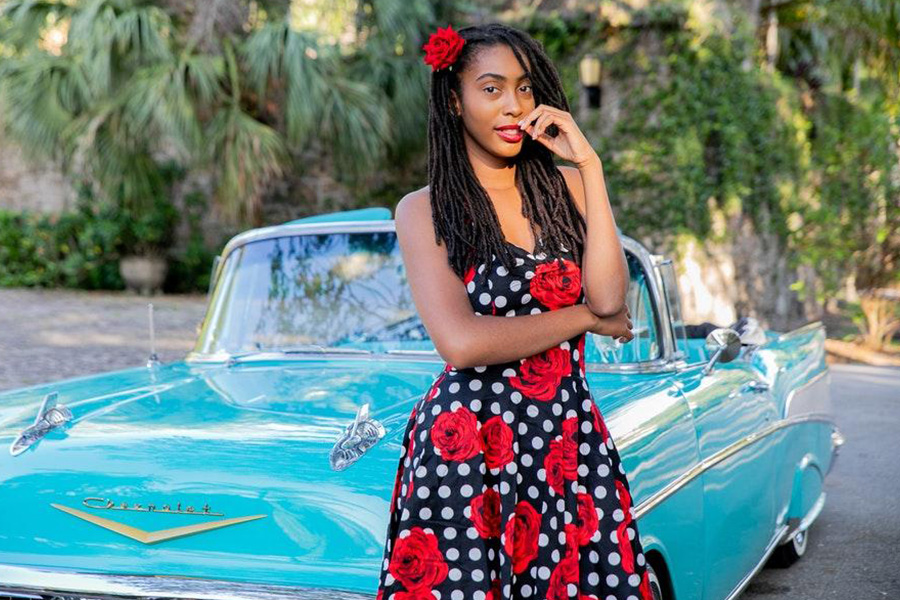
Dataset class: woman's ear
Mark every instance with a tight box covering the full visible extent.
[449,91,462,117]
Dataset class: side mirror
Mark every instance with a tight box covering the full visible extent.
[701,327,742,376]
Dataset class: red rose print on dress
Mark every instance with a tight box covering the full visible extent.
[424,372,447,403]
[486,576,502,600]
[503,501,542,574]
[430,406,481,461]
[481,415,514,469]
[530,258,582,311]
[509,346,571,401]
[575,492,599,544]
[388,527,449,592]
[547,526,580,600]
[590,401,610,444]
[389,459,403,514]
[559,416,579,479]
[615,479,637,574]
[639,568,653,600]
[406,412,419,500]
[563,522,580,561]
[469,487,502,539]
[543,441,568,496]
[395,591,434,600]
[463,265,477,286]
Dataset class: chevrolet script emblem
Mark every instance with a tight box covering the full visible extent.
[51,503,266,544]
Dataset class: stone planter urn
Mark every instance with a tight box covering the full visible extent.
[119,255,168,296]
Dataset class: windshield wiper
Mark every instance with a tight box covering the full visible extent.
[222,344,371,365]
[256,344,372,355]
[287,345,371,354]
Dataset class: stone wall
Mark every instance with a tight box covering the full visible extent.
[0,134,74,214]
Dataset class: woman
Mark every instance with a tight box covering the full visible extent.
[376,22,652,600]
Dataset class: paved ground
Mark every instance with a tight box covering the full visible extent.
[0,288,895,598]
[0,288,208,392]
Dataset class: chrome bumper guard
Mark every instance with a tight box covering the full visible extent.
[827,424,845,477]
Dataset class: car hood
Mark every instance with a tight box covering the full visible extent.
[0,358,449,593]
[0,358,644,594]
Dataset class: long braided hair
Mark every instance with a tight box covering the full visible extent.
[426,23,587,279]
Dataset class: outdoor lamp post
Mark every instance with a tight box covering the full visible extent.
[579,54,602,111]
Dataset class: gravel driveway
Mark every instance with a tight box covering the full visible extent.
[0,288,208,392]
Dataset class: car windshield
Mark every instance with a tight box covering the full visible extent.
[194,231,424,356]
[193,230,663,364]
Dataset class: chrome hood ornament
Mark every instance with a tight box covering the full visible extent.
[10,391,72,456]
[329,402,385,471]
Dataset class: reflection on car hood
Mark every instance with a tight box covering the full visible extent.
[0,359,446,593]
[0,358,632,594]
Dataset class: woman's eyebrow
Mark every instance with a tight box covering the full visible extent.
[475,72,532,82]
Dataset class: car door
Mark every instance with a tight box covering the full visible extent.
[673,356,779,600]
[583,248,705,600]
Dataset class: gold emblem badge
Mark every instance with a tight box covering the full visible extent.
[51,500,266,544]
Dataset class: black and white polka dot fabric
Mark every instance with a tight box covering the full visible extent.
[375,242,653,600]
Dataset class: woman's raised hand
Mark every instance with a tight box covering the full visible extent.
[517,104,599,169]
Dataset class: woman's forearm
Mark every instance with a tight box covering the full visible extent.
[578,157,629,317]
[447,304,597,369]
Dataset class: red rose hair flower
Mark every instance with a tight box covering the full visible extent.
[422,25,466,72]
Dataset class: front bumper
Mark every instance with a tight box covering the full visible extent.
[0,564,374,600]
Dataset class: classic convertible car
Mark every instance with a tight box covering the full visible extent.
[0,207,843,600]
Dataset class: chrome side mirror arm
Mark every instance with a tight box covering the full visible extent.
[701,327,743,376]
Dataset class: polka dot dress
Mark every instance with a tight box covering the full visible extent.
[375,241,653,600]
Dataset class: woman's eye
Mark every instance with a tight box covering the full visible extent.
[483,85,531,94]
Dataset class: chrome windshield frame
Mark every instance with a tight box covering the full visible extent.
[186,221,678,373]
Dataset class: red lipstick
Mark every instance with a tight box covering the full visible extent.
[495,124,524,143]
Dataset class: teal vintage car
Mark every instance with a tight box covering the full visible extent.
[0,207,843,600]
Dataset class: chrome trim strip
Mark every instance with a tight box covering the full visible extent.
[799,490,826,532]
[0,565,373,600]
[723,523,790,600]
[779,489,826,560]
[632,413,838,520]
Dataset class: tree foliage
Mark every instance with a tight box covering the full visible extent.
[0,0,437,224]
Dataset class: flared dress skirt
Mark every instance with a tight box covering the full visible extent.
[375,242,653,600]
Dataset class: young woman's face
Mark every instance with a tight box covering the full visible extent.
[453,44,535,161]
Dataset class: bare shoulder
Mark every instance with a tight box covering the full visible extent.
[394,185,431,222]
[393,185,442,254]
[556,166,586,219]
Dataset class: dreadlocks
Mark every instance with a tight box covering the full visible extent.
[425,23,587,279]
